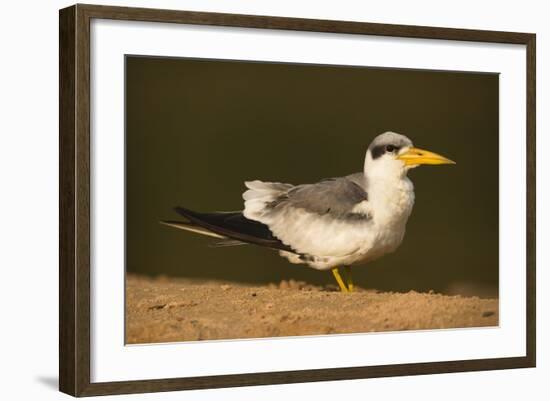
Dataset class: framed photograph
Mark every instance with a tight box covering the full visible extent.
[59,4,536,397]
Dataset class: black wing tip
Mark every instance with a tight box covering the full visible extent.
[174,206,197,218]
[167,207,296,253]
[160,219,192,226]
[173,206,186,214]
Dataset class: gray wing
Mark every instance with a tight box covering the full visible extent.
[242,174,371,257]
[272,174,368,217]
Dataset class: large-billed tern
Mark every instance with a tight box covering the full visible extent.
[162,132,455,292]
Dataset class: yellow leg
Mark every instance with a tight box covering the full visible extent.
[331,267,349,292]
[344,266,354,293]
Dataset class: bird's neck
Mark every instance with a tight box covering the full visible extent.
[364,160,415,226]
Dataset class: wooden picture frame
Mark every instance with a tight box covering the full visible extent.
[59,3,536,397]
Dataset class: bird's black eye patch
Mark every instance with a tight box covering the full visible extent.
[371,144,401,159]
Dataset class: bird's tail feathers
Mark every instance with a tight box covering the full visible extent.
[165,206,294,253]
[208,239,248,248]
[159,220,225,239]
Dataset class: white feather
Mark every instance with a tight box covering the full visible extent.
[160,221,226,239]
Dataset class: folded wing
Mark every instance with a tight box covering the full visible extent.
[243,174,371,257]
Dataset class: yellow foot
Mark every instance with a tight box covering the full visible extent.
[344,266,354,293]
[331,268,349,293]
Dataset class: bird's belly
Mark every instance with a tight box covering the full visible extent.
[350,223,406,265]
[278,218,405,271]
[273,194,412,270]
[268,209,373,256]
[303,205,410,270]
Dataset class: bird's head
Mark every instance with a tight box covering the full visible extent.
[364,131,455,178]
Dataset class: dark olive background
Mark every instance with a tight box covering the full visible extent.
[126,56,499,297]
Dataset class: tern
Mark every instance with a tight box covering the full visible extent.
[162,132,455,292]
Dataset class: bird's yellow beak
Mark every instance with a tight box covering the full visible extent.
[397,147,455,166]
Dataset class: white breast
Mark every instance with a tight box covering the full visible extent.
[359,176,415,262]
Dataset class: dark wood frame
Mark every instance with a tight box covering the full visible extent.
[59,3,536,397]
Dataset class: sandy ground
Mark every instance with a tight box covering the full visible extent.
[126,274,498,344]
